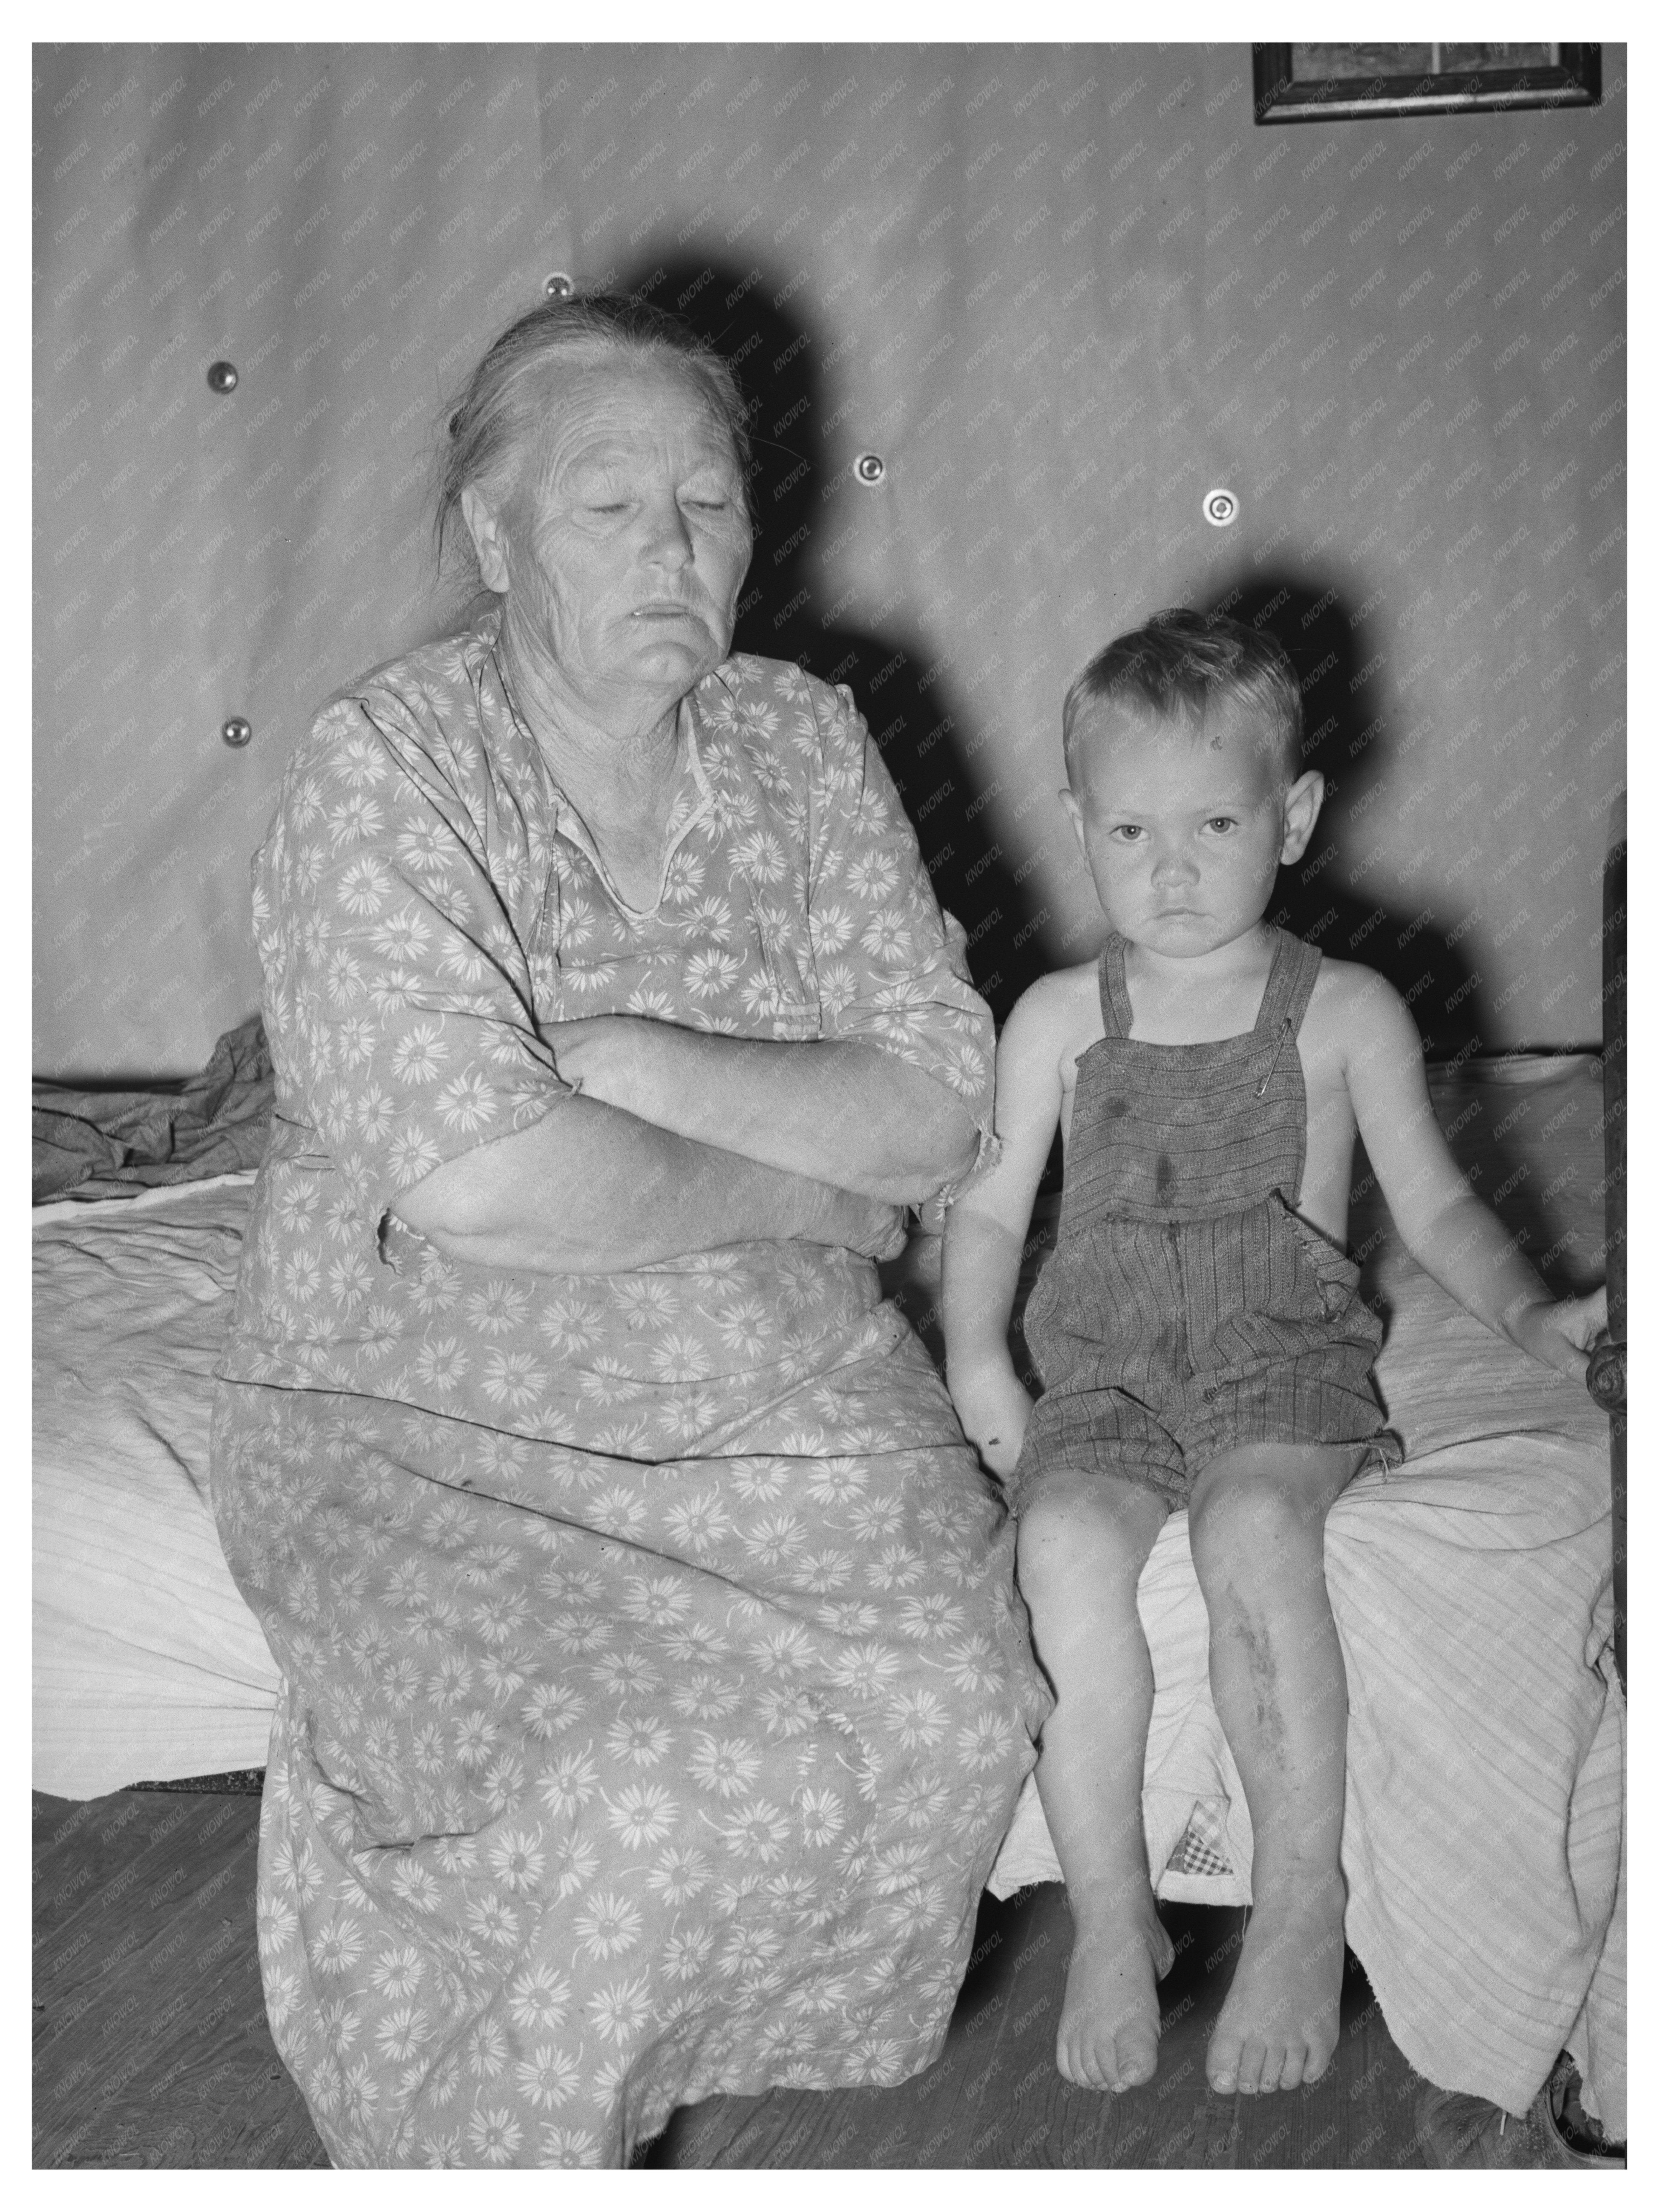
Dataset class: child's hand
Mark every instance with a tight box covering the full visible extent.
[1511,1287,1609,1383]
[948,1359,1035,1481]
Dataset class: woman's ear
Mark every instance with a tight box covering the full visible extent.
[1278,769,1326,865]
[461,484,512,595]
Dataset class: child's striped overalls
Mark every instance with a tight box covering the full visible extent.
[1008,926,1402,1514]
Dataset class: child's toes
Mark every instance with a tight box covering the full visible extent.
[1227,2033,1271,2096]
[1057,2027,1104,2091]
[1089,2029,1131,2091]
[1113,2029,1157,2089]
[1308,2015,1341,2086]
[1255,2040,1289,2094]
[1278,2038,1311,2091]
[1059,2019,1157,2093]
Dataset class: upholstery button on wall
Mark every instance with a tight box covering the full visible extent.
[29,43,1629,1076]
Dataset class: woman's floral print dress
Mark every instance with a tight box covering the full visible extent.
[210,608,1047,2167]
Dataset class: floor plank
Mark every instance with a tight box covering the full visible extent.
[640,1889,1433,2168]
[37,1788,1440,2168]
[32,1790,327,2170]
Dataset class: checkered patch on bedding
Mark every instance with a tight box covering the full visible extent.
[1164,1797,1235,1881]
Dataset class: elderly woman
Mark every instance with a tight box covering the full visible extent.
[211,293,1048,2168]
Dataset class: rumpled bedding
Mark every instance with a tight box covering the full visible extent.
[33,1174,279,1789]
[33,1051,1623,2138]
[31,1014,273,1203]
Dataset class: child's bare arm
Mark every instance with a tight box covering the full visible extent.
[1339,969,1606,1380]
[942,979,1070,1473]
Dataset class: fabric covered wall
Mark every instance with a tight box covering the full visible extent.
[34,42,1626,1076]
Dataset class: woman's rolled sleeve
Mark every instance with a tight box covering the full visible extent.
[805,679,997,1182]
[255,692,570,1238]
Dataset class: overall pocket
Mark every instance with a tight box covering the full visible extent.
[1283,1205,1362,1322]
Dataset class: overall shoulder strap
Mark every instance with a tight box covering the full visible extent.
[1256,927,1323,1038]
[1098,936,1132,1037]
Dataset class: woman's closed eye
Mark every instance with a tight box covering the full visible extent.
[573,485,634,516]
[681,477,743,514]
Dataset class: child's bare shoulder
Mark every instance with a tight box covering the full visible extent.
[1305,952,1422,1065]
[1013,960,1106,1035]
[1003,961,1104,1063]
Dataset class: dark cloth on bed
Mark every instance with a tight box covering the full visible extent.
[33,1014,273,1202]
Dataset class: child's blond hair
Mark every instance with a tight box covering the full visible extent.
[1063,608,1303,787]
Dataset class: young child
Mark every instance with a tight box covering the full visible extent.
[941,608,1605,2100]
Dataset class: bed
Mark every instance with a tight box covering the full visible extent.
[33,1028,1626,2142]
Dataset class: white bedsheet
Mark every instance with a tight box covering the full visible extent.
[32,1175,280,1794]
[31,1056,1624,2132]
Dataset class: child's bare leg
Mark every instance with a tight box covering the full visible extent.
[1187,1441,1364,2096]
[1017,1467,1172,2089]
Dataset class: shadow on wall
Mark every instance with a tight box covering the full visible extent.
[1203,576,1595,1294]
[598,273,1576,1287]
[1204,573,1485,1061]
[627,250,1050,1028]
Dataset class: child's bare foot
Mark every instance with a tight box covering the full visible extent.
[1206,1871,1346,2095]
[1057,1886,1176,2090]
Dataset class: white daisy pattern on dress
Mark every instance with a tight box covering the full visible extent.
[211,612,1047,2168]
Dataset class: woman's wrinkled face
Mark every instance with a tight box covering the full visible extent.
[486,357,753,712]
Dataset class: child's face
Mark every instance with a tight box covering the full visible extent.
[1061,701,1321,959]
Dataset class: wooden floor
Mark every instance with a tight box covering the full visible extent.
[33,1786,328,2168]
[640,1886,1431,2169]
[35,1784,1444,2169]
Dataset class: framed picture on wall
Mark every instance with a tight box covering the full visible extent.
[1252,42,1601,123]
